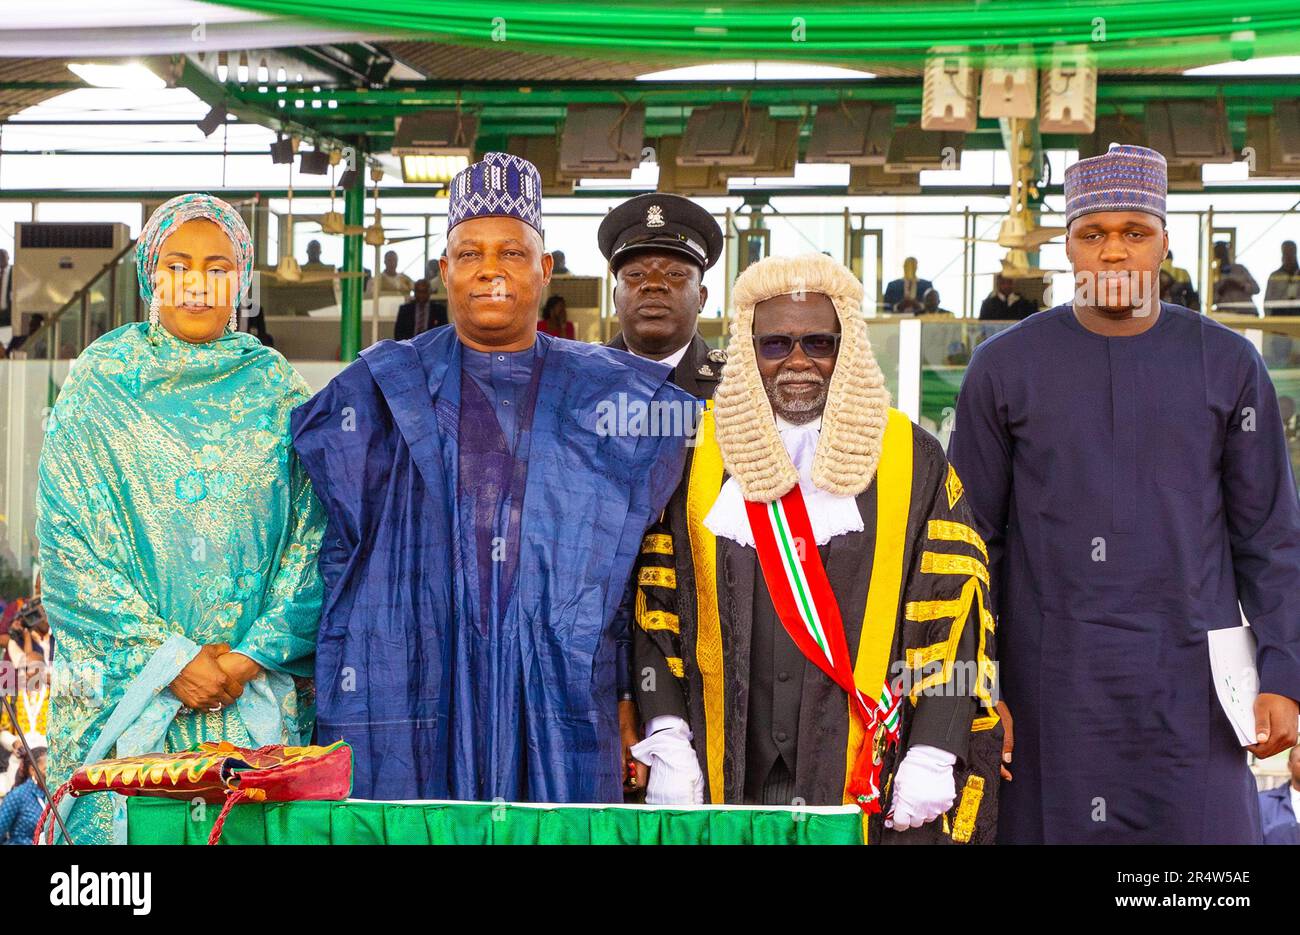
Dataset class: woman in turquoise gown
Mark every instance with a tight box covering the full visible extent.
[36,194,325,843]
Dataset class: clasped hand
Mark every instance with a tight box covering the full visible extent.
[168,642,263,711]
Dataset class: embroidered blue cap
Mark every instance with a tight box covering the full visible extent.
[447,151,544,235]
[1064,143,1168,227]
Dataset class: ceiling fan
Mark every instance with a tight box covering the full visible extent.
[298,151,349,236]
[954,215,1066,252]
[946,119,1070,280]
[263,160,364,285]
[307,165,418,245]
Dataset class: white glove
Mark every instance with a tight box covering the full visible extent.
[885,744,957,831]
[630,716,705,806]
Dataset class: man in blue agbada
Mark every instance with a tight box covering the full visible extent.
[292,153,692,802]
[950,144,1300,843]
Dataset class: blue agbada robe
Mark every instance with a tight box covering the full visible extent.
[951,303,1300,844]
[456,343,544,796]
[291,326,690,802]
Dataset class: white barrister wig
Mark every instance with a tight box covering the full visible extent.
[712,252,891,503]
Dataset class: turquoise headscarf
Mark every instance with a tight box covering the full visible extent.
[136,193,255,309]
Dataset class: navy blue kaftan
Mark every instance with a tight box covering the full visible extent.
[950,303,1300,843]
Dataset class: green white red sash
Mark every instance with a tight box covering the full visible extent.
[745,485,902,813]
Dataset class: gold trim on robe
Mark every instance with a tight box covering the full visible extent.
[926,519,989,563]
[638,566,677,589]
[843,408,913,838]
[687,405,727,804]
[641,533,674,555]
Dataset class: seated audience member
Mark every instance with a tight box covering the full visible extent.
[978,276,1037,321]
[1161,249,1192,285]
[303,240,333,272]
[1213,241,1260,314]
[883,257,931,314]
[1265,241,1300,316]
[538,295,575,339]
[921,288,953,316]
[378,250,414,296]
[1260,745,1300,845]
[394,279,448,341]
[1160,268,1199,311]
[0,746,47,845]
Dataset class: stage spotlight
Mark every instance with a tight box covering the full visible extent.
[270,136,294,164]
[197,105,228,137]
[300,149,331,175]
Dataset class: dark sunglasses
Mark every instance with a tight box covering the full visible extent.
[752,332,841,361]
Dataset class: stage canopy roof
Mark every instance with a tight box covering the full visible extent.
[0,0,1298,188]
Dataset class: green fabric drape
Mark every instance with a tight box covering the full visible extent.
[126,798,865,844]
[208,1,1300,67]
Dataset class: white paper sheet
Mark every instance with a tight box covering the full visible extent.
[1208,625,1259,747]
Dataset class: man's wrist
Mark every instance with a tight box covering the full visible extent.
[644,715,691,738]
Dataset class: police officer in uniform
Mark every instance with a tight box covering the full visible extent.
[601,193,726,796]
[599,193,726,401]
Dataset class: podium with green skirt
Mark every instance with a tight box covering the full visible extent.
[126,798,866,845]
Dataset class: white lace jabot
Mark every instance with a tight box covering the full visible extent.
[704,415,865,547]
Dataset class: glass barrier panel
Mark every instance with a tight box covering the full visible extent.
[52,309,79,360]
[0,359,13,588]
[117,256,142,326]
[86,273,115,346]
[916,318,1018,447]
[1257,325,1300,495]
[1,358,71,579]
[865,318,900,406]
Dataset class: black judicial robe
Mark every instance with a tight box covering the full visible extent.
[634,407,1003,843]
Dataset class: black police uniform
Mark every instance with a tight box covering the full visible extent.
[598,193,726,733]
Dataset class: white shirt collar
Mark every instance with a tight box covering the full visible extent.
[704,414,863,547]
[776,414,822,433]
[628,339,692,370]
